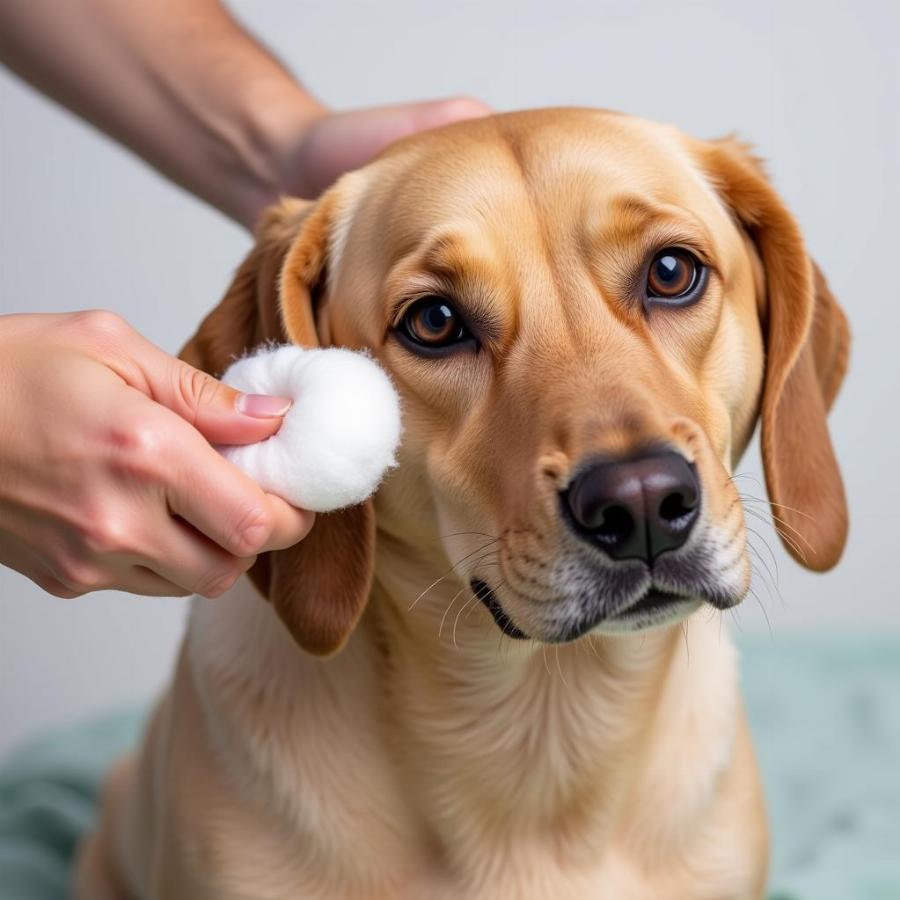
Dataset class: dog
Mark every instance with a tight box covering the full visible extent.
[74,108,849,900]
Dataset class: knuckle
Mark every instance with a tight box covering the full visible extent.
[229,504,271,556]
[78,512,134,558]
[54,554,103,593]
[297,511,316,542]
[104,418,167,477]
[440,95,491,119]
[70,309,130,344]
[178,367,225,422]
[196,566,241,599]
[37,576,80,599]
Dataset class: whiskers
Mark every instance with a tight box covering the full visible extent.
[728,472,817,562]
[405,529,539,652]
[407,533,502,612]
[439,565,504,648]
[727,470,819,641]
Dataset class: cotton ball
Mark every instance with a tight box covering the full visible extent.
[219,345,402,512]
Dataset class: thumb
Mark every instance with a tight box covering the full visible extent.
[297,96,492,197]
[146,354,291,445]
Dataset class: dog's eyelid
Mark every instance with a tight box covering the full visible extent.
[389,291,502,346]
[647,237,713,269]
[389,292,437,329]
[461,305,503,345]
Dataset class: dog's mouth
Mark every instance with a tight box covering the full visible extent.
[613,588,692,620]
[471,579,530,640]
[470,579,697,643]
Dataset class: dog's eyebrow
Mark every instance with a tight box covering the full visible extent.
[384,232,509,341]
[419,232,499,281]
[599,195,715,258]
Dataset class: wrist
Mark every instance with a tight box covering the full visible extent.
[227,79,327,230]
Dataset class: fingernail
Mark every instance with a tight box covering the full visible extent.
[235,393,292,418]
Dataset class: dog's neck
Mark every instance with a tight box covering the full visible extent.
[191,537,743,892]
[368,532,741,873]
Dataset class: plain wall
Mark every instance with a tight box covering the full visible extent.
[2,0,898,756]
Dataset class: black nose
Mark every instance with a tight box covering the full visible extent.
[563,451,700,564]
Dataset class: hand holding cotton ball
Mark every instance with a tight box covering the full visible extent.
[218,345,402,512]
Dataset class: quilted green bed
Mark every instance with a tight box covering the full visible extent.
[1,636,898,899]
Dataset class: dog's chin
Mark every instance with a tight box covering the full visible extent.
[471,579,713,644]
[588,591,704,636]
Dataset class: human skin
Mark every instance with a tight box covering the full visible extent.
[0,0,489,597]
[0,0,489,228]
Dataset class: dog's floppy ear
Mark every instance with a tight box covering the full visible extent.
[698,138,850,571]
[180,193,375,655]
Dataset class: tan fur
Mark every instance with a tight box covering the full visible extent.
[74,109,848,899]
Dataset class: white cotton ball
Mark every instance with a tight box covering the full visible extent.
[218,345,402,512]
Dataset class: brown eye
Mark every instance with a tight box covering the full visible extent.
[399,296,473,352]
[646,249,704,304]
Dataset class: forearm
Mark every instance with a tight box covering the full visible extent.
[0,0,321,226]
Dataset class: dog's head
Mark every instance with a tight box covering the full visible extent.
[183,109,848,653]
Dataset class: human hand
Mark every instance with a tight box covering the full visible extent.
[286,97,491,200]
[0,0,491,227]
[236,96,491,229]
[0,311,314,598]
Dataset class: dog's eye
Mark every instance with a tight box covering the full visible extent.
[398,296,473,351]
[646,249,705,305]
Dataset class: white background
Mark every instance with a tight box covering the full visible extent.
[2,0,898,756]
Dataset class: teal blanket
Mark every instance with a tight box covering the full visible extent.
[1,638,898,899]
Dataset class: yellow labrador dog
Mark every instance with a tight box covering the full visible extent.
[75,109,849,900]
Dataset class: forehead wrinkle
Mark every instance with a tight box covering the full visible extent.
[373,137,544,316]
[494,130,591,351]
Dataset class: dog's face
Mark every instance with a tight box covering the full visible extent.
[185,109,849,653]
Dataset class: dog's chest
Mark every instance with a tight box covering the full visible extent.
[188,581,752,900]
[188,583,423,878]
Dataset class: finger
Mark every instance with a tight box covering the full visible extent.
[255,494,316,552]
[142,517,254,597]
[46,551,193,598]
[0,539,81,599]
[104,326,292,445]
[104,565,192,598]
[165,421,313,557]
[298,96,492,196]
[33,572,81,599]
[1,536,188,598]
[149,355,292,445]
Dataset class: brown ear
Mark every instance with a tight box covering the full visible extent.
[180,194,375,655]
[699,138,850,571]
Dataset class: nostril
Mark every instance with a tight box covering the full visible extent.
[567,482,637,545]
[564,452,700,562]
[659,489,698,525]
[594,504,634,544]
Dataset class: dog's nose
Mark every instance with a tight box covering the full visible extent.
[563,451,700,563]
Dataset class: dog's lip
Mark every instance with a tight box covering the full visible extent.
[612,587,695,619]
[471,579,530,640]
[469,580,698,642]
